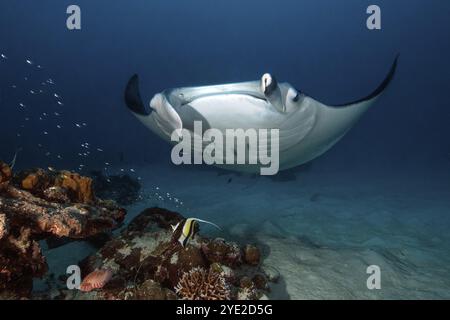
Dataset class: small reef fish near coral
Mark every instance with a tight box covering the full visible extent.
[171,218,222,247]
[80,269,113,292]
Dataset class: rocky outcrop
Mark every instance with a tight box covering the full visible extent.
[54,207,269,300]
[0,162,126,299]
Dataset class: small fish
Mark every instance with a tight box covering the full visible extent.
[1,53,7,59]
[54,112,60,116]
[54,93,60,98]
[97,148,103,152]
[171,218,221,247]
[37,65,42,69]
[19,103,25,108]
[79,268,113,292]
[9,148,22,169]
[129,168,135,172]
[48,167,55,172]
[57,101,63,106]
[26,59,33,65]
[75,123,81,128]
[227,178,232,184]
[11,85,16,89]
[56,125,62,129]
[30,90,36,94]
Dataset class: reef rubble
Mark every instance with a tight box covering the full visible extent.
[0,162,126,298]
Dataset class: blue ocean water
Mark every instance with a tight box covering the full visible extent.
[1,0,449,299]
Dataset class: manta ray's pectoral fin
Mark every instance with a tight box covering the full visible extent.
[125,74,150,116]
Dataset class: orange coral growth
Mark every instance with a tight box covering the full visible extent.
[21,173,39,190]
[0,162,12,185]
[55,171,94,204]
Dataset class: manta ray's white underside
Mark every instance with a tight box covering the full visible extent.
[124,57,397,173]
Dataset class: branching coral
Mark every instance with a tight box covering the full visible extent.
[175,267,231,300]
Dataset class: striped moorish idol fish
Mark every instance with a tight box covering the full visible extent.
[171,218,221,247]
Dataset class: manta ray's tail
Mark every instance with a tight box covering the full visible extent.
[124,74,149,116]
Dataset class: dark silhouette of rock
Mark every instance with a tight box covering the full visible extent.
[90,170,141,206]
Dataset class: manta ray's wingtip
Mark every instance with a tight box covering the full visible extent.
[333,55,398,107]
[371,54,399,98]
[124,74,149,116]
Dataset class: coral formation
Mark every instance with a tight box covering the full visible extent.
[0,162,126,298]
[201,238,242,267]
[243,244,261,266]
[175,267,231,300]
[0,161,268,300]
[54,207,269,300]
[17,168,95,204]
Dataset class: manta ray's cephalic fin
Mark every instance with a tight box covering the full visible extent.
[125,74,150,116]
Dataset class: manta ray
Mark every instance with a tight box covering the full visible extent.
[124,57,398,173]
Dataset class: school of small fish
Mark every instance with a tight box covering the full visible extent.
[0,52,186,209]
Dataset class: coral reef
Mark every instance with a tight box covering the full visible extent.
[0,162,126,298]
[90,170,141,205]
[201,238,243,268]
[175,267,231,300]
[49,207,270,300]
[0,161,269,300]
